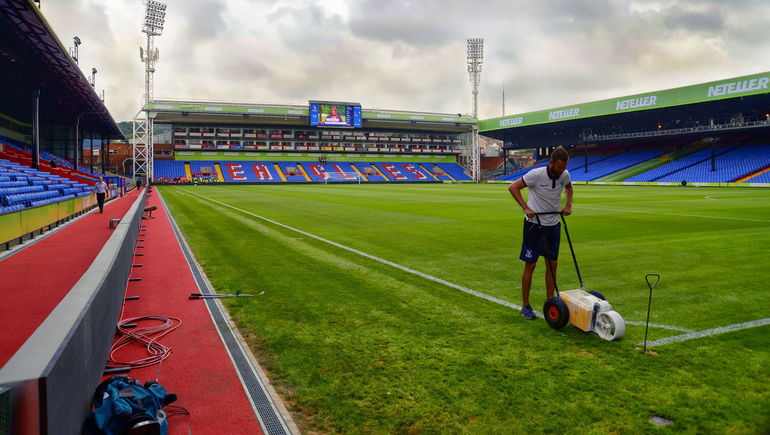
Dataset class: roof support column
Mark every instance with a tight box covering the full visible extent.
[32,86,40,170]
[711,137,716,172]
[101,137,107,175]
[90,130,95,174]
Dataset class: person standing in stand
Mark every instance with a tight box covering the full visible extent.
[95,176,108,213]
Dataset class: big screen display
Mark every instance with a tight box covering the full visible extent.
[310,102,362,128]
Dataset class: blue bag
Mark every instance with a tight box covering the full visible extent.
[84,375,177,435]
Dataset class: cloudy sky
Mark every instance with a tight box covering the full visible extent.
[40,0,770,123]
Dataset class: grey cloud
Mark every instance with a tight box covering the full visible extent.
[348,0,462,46]
[36,0,770,122]
[175,0,229,44]
[662,6,724,32]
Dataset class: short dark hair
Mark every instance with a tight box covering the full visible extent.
[551,146,569,163]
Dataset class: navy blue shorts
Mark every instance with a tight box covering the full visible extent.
[520,218,561,263]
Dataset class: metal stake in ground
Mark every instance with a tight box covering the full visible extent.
[644,273,660,353]
[189,290,254,299]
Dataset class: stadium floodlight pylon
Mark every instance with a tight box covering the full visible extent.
[467,38,483,183]
[134,0,166,183]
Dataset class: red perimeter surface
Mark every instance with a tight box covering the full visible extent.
[0,190,139,369]
[109,191,263,435]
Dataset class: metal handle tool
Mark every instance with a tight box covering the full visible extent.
[644,273,660,353]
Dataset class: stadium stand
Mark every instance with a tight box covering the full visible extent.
[434,163,472,181]
[1,138,99,183]
[625,146,737,182]
[570,149,670,181]
[151,160,471,183]
[749,170,770,183]
[653,144,770,183]
[493,160,548,182]
[352,163,388,181]
[276,162,310,182]
[375,162,433,181]
[153,160,187,181]
[0,159,91,215]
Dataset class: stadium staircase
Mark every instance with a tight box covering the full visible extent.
[214,163,225,181]
[418,164,440,181]
[273,163,288,182]
[298,163,314,181]
[733,164,770,182]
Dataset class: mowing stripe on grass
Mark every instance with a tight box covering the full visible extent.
[637,318,770,348]
[624,321,693,333]
[580,206,770,223]
[177,188,536,315]
[177,188,704,333]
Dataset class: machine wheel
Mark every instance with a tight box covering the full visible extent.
[595,311,625,341]
[588,290,606,301]
[543,297,569,330]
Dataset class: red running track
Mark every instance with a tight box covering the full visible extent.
[109,191,264,435]
[0,190,139,369]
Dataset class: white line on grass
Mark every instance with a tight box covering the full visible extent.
[579,206,770,223]
[637,318,770,348]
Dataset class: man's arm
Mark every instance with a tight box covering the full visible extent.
[509,179,535,218]
[562,182,573,216]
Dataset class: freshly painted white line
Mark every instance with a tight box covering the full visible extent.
[579,205,770,223]
[637,318,770,348]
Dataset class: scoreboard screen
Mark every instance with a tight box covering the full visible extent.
[310,101,361,128]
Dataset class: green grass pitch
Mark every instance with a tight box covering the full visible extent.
[159,184,770,434]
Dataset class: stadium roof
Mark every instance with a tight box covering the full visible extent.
[0,0,123,139]
[147,99,476,133]
[480,71,770,149]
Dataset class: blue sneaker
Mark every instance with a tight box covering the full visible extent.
[521,304,536,320]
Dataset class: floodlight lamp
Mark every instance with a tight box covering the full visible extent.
[73,36,81,46]
[142,0,167,34]
[466,38,484,63]
[92,67,97,74]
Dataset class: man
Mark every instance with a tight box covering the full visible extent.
[94,176,108,213]
[508,146,573,320]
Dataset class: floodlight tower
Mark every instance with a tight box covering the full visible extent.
[133,0,166,182]
[467,38,484,182]
[72,36,81,64]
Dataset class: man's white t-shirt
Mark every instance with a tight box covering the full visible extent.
[522,166,571,226]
